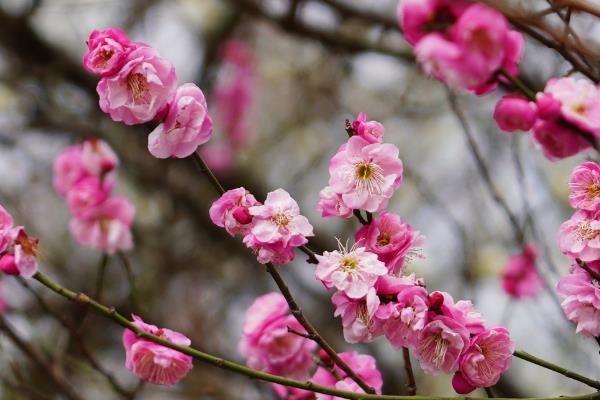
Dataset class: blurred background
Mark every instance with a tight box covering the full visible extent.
[0,0,599,398]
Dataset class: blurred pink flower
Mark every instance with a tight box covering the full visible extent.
[415,315,470,375]
[123,315,193,385]
[209,187,260,236]
[199,142,235,175]
[501,245,542,299]
[332,287,381,343]
[544,77,600,134]
[557,261,600,337]
[66,176,111,219]
[532,119,590,161]
[0,204,14,253]
[83,28,136,77]
[98,46,177,125]
[329,136,403,213]
[558,210,600,262]
[239,293,316,379]
[315,244,387,299]
[70,197,135,255]
[148,83,213,158]
[81,137,119,176]
[493,95,538,132]
[352,112,384,144]
[569,162,600,211]
[317,186,353,219]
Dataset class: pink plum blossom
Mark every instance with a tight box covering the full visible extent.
[83,28,135,77]
[66,176,111,219]
[123,315,193,385]
[427,291,485,336]
[53,145,89,197]
[81,137,118,176]
[493,95,538,132]
[239,293,316,379]
[558,210,600,262]
[569,162,600,211]
[148,83,213,158]
[243,236,296,265]
[501,245,542,299]
[332,288,381,343]
[355,211,423,274]
[532,119,591,161]
[415,315,470,375]
[0,204,14,253]
[315,244,387,299]
[415,34,472,89]
[328,136,403,213]
[317,186,353,219]
[352,112,384,144]
[209,187,260,236]
[453,327,514,393]
[70,197,135,255]
[536,92,562,121]
[0,227,39,278]
[97,46,177,125]
[557,262,600,337]
[312,351,383,400]
[543,77,600,133]
[381,286,429,349]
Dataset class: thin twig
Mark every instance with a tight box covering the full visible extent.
[575,259,600,281]
[402,347,417,395]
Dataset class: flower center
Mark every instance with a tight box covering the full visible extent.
[421,333,449,367]
[376,232,391,247]
[127,73,149,103]
[272,213,291,227]
[16,235,38,257]
[354,160,385,195]
[341,257,359,272]
[577,222,600,241]
[98,49,114,66]
[572,103,586,115]
[587,182,600,200]
[357,302,371,327]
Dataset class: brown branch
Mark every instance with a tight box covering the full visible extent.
[402,347,417,395]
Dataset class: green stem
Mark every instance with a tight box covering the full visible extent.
[28,271,600,400]
[498,68,537,101]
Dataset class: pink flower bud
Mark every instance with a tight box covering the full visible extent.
[0,254,18,275]
[232,206,252,225]
[318,349,332,366]
[428,291,445,311]
[493,95,537,132]
[452,372,476,394]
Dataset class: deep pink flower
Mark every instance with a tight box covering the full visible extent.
[317,186,353,219]
[557,262,600,336]
[69,197,135,254]
[53,145,88,197]
[209,187,260,236]
[544,77,600,133]
[536,92,562,121]
[454,327,514,392]
[315,244,387,299]
[415,315,470,375]
[532,119,591,161]
[501,245,542,299]
[83,28,135,77]
[558,210,600,262]
[248,189,313,248]
[493,95,538,132]
[312,351,383,400]
[123,315,193,385]
[98,46,177,125]
[239,293,316,379]
[355,212,423,274]
[427,291,485,336]
[352,112,384,144]
[381,286,429,349]
[0,204,14,253]
[148,83,213,158]
[569,162,600,211]
[415,34,473,89]
[332,288,381,343]
[66,176,111,219]
[329,136,403,213]
[477,30,523,95]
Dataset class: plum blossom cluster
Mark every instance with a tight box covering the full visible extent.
[557,162,600,336]
[318,112,403,217]
[494,77,599,161]
[210,188,314,265]
[54,138,134,255]
[501,244,543,299]
[123,315,193,385]
[398,0,523,95]
[201,40,255,174]
[313,115,514,394]
[239,292,383,399]
[0,204,39,278]
[83,28,213,159]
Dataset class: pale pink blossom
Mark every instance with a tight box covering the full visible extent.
[532,119,591,161]
[83,28,135,77]
[329,136,403,213]
[454,327,514,393]
[351,112,384,144]
[501,245,543,299]
[0,227,39,278]
[81,137,119,176]
[209,187,260,236]
[493,95,538,132]
[557,262,600,337]
[355,212,423,275]
[247,189,314,248]
[148,83,213,158]
[569,162,600,211]
[70,197,135,254]
[312,352,383,400]
[380,286,429,349]
[243,236,296,266]
[317,186,353,219]
[122,315,193,385]
[98,46,177,125]
[544,77,600,133]
[239,293,316,379]
[415,34,474,89]
[415,315,470,375]
[53,145,88,197]
[558,210,600,262]
[332,288,381,343]
[315,244,387,299]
